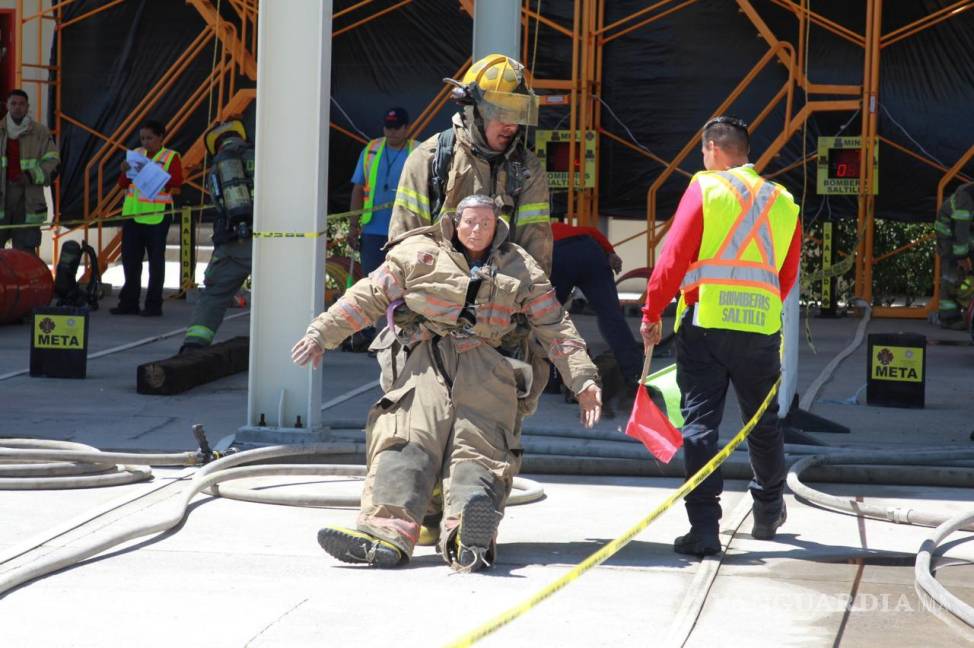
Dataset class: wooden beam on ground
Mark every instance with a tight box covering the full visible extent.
[138,336,249,395]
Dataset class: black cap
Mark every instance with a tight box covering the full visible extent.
[383,107,409,129]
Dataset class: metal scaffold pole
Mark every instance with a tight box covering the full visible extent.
[473,0,521,60]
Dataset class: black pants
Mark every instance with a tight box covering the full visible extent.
[675,308,785,533]
[551,236,642,381]
[119,217,170,311]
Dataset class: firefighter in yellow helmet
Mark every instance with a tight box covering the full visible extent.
[180,119,255,352]
[387,56,554,544]
[389,53,549,269]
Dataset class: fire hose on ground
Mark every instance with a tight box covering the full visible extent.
[2,309,973,642]
[0,437,543,599]
[3,432,973,642]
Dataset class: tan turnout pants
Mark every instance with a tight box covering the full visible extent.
[358,334,522,558]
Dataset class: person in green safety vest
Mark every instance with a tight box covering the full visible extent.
[110,120,183,317]
[344,107,416,351]
[349,107,416,276]
[0,89,59,254]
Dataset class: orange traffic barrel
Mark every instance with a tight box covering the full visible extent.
[0,250,54,324]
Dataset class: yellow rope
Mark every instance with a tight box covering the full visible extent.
[445,379,781,647]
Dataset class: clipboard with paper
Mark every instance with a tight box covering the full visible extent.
[125,149,150,180]
[132,158,171,201]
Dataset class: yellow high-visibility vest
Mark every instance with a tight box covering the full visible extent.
[122,147,178,225]
[675,165,799,335]
[361,137,415,226]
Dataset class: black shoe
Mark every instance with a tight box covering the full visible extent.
[751,501,787,540]
[139,308,162,317]
[673,528,721,556]
[178,342,206,355]
[109,305,140,315]
[316,526,405,568]
[449,493,501,572]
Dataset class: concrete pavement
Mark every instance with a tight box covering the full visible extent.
[1,298,973,647]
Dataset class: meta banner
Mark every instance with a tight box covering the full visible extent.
[871,345,923,382]
[33,314,85,350]
[866,333,925,408]
[30,307,89,379]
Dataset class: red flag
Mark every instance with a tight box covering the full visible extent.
[625,384,683,463]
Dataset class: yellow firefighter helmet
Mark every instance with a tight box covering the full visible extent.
[205,119,248,155]
[449,54,539,127]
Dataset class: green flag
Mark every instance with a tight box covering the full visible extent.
[643,363,684,427]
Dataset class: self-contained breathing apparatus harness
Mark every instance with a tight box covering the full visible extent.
[205,120,255,245]
[54,240,102,309]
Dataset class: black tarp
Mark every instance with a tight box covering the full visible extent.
[52,1,974,226]
[55,0,225,219]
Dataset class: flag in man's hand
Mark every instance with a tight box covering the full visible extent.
[626,384,683,462]
[626,351,683,463]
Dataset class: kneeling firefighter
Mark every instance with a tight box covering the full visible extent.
[292,194,601,572]
[180,119,255,352]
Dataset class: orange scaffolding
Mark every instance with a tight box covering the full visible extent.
[18,0,974,318]
[20,0,453,272]
[516,0,973,317]
[14,0,262,271]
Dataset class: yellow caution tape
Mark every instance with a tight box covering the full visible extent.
[0,201,394,234]
[251,231,322,239]
[250,202,394,238]
[800,218,869,292]
[802,246,857,285]
[444,377,781,648]
[0,203,212,232]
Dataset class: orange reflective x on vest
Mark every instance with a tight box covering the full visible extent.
[675,166,799,335]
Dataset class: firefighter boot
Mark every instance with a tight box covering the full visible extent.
[417,485,443,547]
[317,526,405,568]
[447,493,501,573]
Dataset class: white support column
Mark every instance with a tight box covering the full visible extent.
[779,268,800,417]
[241,1,332,441]
[473,0,521,60]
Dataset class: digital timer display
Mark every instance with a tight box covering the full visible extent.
[827,148,861,179]
[816,136,878,195]
[533,130,596,188]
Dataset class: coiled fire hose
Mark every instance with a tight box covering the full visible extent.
[0,435,543,598]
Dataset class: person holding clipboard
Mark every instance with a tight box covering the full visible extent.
[111,119,183,317]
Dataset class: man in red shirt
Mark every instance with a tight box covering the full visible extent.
[550,220,642,388]
[641,116,801,556]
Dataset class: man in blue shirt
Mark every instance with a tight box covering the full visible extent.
[348,107,416,275]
